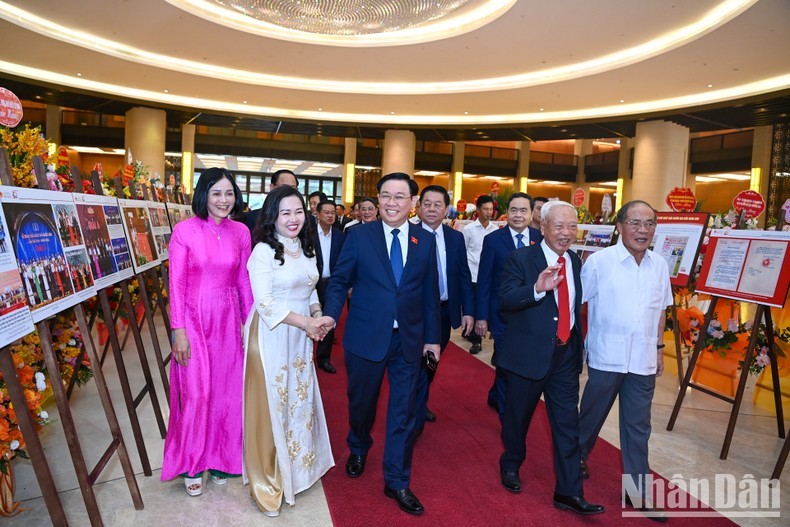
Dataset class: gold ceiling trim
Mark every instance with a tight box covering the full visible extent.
[2,60,787,126]
[0,0,758,95]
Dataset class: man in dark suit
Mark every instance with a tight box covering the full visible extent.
[414,185,474,431]
[314,200,346,374]
[324,173,441,516]
[242,169,316,236]
[497,201,604,516]
[474,192,542,422]
[334,203,352,230]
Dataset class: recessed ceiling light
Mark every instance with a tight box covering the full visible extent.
[619,99,625,103]
[243,100,248,104]
[76,72,82,77]
[318,107,323,111]
[34,95,41,99]
[707,84,713,88]
[539,108,545,111]
[464,111,469,115]
[163,89,169,93]
[390,111,395,114]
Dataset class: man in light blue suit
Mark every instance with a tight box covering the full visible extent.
[475,193,542,423]
[324,173,441,516]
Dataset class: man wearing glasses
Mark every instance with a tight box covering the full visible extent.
[578,200,672,522]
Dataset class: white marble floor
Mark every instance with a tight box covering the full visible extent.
[5,321,788,526]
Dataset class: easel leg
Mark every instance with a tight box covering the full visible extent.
[98,290,153,476]
[772,435,790,480]
[0,348,68,527]
[668,297,719,431]
[764,309,786,439]
[37,320,104,527]
[670,303,684,386]
[137,272,170,401]
[720,306,765,460]
[121,282,168,439]
[73,304,144,509]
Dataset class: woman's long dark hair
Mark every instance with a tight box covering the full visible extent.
[253,185,315,265]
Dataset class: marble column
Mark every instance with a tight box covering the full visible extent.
[617,137,634,211]
[632,120,690,209]
[516,141,530,193]
[45,105,62,147]
[343,137,357,207]
[382,130,416,176]
[574,139,594,207]
[125,107,166,184]
[450,141,464,205]
[181,123,195,192]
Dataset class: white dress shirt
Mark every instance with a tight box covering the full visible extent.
[421,223,448,302]
[317,226,332,279]
[509,226,530,249]
[533,241,576,329]
[462,219,498,282]
[582,241,673,375]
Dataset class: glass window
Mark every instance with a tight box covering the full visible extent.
[236,175,248,191]
[249,175,262,193]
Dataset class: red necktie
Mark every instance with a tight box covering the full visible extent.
[556,256,571,343]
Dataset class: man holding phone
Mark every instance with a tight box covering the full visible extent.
[414,185,475,432]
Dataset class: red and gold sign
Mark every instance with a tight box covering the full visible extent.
[456,199,467,212]
[490,182,500,192]
[0,87,23,127]
[56,146,70,169]
[732,189,765,219]
[572,187,585,207]
[666,187,697,212]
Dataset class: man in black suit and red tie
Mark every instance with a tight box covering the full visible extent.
[497,200,604,516]
[314,200,346,374]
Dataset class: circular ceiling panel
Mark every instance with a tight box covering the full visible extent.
[168,0,516,46]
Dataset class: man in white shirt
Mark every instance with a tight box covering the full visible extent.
[578,200,672,522]
[462,195,498,354]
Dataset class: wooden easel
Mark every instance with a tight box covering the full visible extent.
[66,163,168,477]
[667,212,787,460]
[0,147,68,525]
[668,298,685,385]
[0,152,144,526]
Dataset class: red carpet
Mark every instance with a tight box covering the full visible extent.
[317,319,735,526]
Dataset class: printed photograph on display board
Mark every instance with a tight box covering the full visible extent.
[147,201,172,260]
[72,193,134,288]
[651,212,709,287]
[570,224,616,264]
[165,203,193,228]
[0,201,35,346]
[118,198,160,273]
[696,229,790,308]
[0,186,96,323]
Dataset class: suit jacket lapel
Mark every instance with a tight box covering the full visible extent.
[372,221,397,286]
[403,223,422,280]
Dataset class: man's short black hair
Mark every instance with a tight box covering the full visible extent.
[533,196,549,205]
[419,185,450,206]
[192,167,244,219]
[376,172,418,197]
[507,192,534,209]
[309,191,328,202]
[270,169,296,188]
[476,195,494,209]
[317,200,336,214]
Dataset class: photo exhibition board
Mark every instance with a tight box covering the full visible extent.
[0,192,35,347]
[0,186,97,323]
[696,229,790,308]
[118,198,160,274]
[146,201,172,261]
[164,203,193,229]
[652,212,710,287]
[571,224,616,264]
[72,193,134,288]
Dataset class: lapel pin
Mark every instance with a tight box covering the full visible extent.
[410,236,418,244]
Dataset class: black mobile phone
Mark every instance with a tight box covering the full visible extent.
[425,352,438,373]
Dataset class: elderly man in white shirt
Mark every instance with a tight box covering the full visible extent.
[578,200,673,522]
[462,195,498,354]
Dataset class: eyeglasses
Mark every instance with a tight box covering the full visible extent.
[623,219,658,229]
[379,193,409,204]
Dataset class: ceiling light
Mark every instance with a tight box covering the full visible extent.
[243,100,248,104]
[76,72,82,77]
[539,108,545,111]
[711,173,751,180]
[707,84,713,88]
[695,176,722,182]
[163,89,169,93]
[619,99,625,103]
[415,170,445,176]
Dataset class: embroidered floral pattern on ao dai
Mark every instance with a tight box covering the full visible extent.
[244,234,334,505]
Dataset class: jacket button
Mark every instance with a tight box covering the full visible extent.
[553,317,558,321]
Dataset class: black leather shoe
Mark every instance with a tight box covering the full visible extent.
[345,454,366,478]
[580,458,590,479]
[318,361,337,374]
[469,343,482,354]
[625,495,668,522]
[384,487,424,515]
[500,470,521,493]
[553,494,605,515]
[425,409,436,422]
